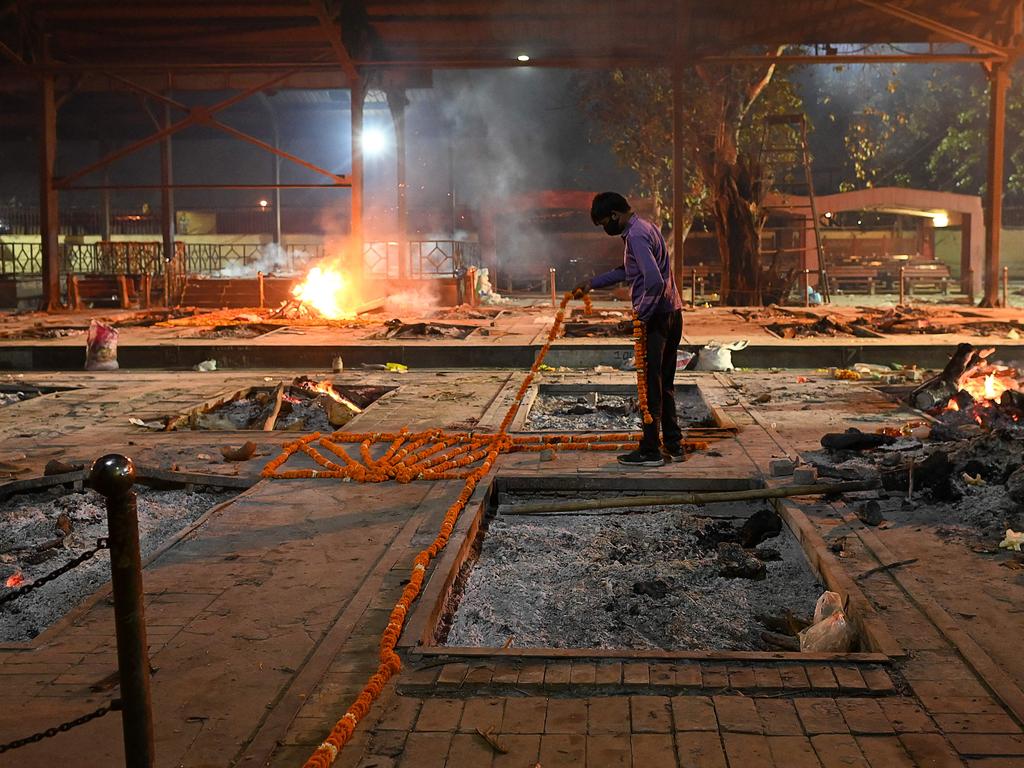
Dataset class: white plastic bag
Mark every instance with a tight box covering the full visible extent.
[799,611,855,652]
[813,591,844,623]
[84,320,118,371]
[694,340,748,371]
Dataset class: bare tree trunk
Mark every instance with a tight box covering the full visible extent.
[713,155,764,306]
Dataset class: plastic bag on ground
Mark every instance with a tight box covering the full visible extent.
[798,611,855,652]
[84,319,118,371]
[694,340,748,372]
[799,590,855,652]
[812,591,844,623]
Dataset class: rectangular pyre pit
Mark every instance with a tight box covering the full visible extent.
[0,382,79,407]
[0,481,239,645]
[166,379,395,432]
[405,476,897,661]
[518,382,722,433]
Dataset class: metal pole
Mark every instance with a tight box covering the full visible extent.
[388,89,410,281]
[803,269,810,307]
[549,267,557,307]
[159,85,175,294]
[1003,265,1010,307]
[691,268,697,306]
[983,61,1009,306]
[899,265,906,305]
[39,54,61,311]
[350,78,364,277]
[258,271,265,308]
[89,454,154,768]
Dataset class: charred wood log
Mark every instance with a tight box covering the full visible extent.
[910,343,994,411]
[820,428,897,451]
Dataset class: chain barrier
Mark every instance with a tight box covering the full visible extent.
[0,538,109,607]
[0,699,121,753]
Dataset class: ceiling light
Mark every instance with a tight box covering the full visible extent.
[362,126,388,156]
[517,54,530,62]
[932,212,949,228]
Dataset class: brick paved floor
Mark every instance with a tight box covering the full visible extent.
[0,370,1022,767]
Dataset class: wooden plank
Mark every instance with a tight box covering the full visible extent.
[262,382,286,431]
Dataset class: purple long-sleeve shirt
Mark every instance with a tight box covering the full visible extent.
[589,214,682,321]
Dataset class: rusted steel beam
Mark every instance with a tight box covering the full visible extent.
[351,78,365,276]
[850,0,1011,57]
[159,91,175,273]
[308,0,359,81]
[62,182,351,190]
[39,71,61,311]
[206,118,348,183]
[42,3,315,20]
[54,68,307,189]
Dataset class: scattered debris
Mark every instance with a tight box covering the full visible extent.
[1001,529,1024,552]
[220,442,257,462]
[821,429,897,451]
[194,359,218,372]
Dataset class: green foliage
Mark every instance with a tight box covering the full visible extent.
[577,63,803,231]
[826,59,1024,200]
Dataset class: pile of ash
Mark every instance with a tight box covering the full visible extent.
[443,502,822,652]
[0,485,234,642]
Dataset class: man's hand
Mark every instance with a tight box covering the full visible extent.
[571,279,592,298]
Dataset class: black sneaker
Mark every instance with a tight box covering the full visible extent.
[663,445,686,462]
[617,449,665,467]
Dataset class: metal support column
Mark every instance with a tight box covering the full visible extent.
[982,62,1009,307]
[671,62,686,293]
[159,95,175,279]
[259,94,282,245]
[388,89,410,280]
[39,70,60,311]
[350,79,365,275]
[670,1,691,294]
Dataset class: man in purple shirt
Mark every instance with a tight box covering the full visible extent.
[574,192,684,467]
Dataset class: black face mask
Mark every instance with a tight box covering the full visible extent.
[602,217,626,236]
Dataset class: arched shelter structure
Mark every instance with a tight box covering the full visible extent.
[768,187,985,297]
[0,1,1021,307]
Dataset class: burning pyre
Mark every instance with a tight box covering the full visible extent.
[272,258,362,321]
[910,343,1023,431]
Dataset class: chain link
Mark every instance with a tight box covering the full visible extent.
[0,538,109,607]
[0,699,121,753]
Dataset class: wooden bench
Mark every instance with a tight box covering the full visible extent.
[176,276,293,308]
[66,274,137,309]
[828,266,878,295]
[901,263,951,295]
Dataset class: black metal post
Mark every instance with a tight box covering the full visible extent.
[89,454,154,768]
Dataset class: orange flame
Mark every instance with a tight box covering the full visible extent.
[5,572,24,588]
[305,380,363,413]
[291,263,355,319]
[957,372,1012,403]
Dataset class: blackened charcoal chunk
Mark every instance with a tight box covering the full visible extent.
[856,500,883,526]
[632,579,669,599]
[739,508,782,547]
[717,542,766,580]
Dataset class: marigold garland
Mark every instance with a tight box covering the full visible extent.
[633,316,654,425]
[272,291,726,768]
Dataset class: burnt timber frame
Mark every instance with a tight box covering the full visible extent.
[1,2,1021,308]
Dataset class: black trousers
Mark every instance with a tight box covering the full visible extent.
[639,309,683,454]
